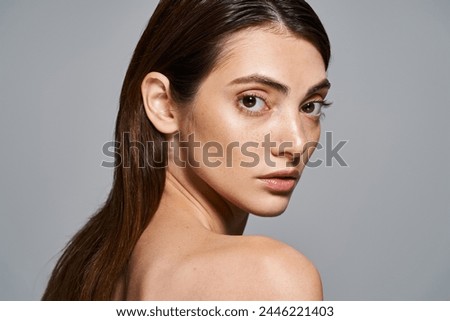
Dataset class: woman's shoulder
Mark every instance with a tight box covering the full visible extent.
[137,234,322,300]
[223,235,323,300]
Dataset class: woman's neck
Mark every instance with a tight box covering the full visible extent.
[159,169,249,235]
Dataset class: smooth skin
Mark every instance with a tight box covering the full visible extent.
[115,26,330,300]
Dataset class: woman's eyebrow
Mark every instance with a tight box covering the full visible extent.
[306,78,331,97]
[228,74,290,95]
[228,74,331,97]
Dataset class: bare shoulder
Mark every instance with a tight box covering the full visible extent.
[237,235,323,300]
[138,235,322,300]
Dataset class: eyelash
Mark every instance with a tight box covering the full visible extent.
[305,100,333,120]
[236,93,269,116]
[236,93,333,119]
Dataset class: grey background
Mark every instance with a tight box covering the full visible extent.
[1,0,449,300]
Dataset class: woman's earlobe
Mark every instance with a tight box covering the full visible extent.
[141,72,179,134]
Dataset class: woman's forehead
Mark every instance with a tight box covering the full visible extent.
[205,28,327,95]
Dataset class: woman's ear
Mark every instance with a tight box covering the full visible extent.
[141,72,179,134]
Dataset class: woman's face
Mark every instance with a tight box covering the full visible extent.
[176,27,330,216]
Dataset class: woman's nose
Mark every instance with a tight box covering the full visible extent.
[270,112,311,165]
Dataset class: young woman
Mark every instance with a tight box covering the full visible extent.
[43,0,331,300]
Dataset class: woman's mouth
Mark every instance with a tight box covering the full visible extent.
[258,169,300,193]
[259,177,297,192]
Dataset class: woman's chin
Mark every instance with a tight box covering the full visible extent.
[230,191,292,217]
[247,201,290,217]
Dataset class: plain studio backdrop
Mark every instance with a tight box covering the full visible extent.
[1,0,449,300]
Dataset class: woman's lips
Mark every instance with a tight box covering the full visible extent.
[259,177,297,192]
[258,169,300,193]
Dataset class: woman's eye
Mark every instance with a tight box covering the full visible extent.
[300,101,324,116]
[239,95,266,112]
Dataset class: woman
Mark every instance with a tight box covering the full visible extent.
[43,0,331,300]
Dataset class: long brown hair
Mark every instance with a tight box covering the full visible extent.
[42,0,330,300]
